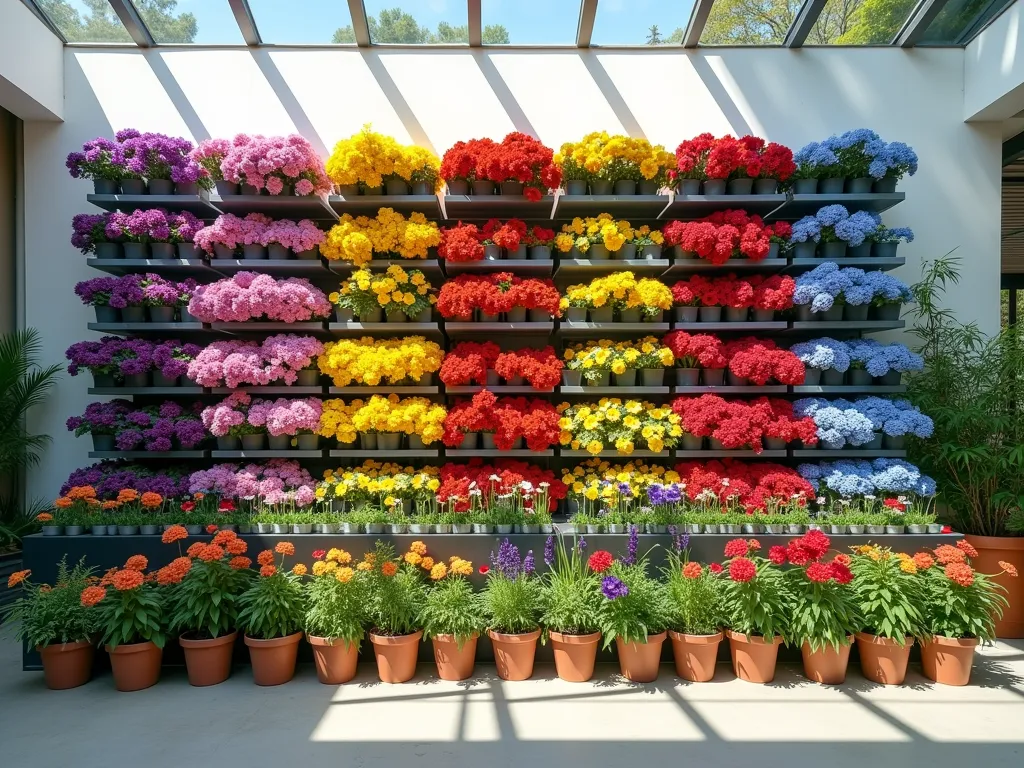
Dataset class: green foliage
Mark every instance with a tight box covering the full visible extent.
[1,558,96,647]
[333,9,509,44]
[664,552,724,636]
[849,549,925,643]
[721,556,791,640]
[481,573,542,636]
[700,0,802,44]
[95,579,166,649]
[540,537,602,637]
[786,571,863,652]
[38,0,196,43]
[237,569,305,640]
[363,541,425,635]
[906,256,1024,536]
[304,569,366,648]
[167,557,250,640]
[921,564,1008,641]
[597,561,673,648]
[419,575,486,646]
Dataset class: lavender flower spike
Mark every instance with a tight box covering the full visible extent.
[623,524,639,565]
[601,575,629,600]
[543,535,555,568]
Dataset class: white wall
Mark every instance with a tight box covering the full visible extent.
[22,45,1003,499]
[965,0,1024,121]
[0,0,63,120]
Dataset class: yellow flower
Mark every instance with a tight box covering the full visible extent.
[335,567,355,583]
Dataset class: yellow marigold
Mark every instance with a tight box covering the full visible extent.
[430,562,448,580]
[410,540,427,555]
[420,556,435,571]
[336,567,355,583]
[312,561,329,577]
[356,561,372,572]
[898,559,918,574]
[404,551,422,566]
[449,559,473,577]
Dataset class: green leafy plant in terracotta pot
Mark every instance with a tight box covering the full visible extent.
[364,540,427,683]
[540,535,603,682]
[480,538,543,681]
[420,554,485,681]
[664,530,725,683]
[304,546,367,684]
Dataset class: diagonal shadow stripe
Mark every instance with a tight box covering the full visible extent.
[473,51,538,137]
[145,51,210,142]
[249,49,328,158]
[580,51,646,139]
[361,51,436,153]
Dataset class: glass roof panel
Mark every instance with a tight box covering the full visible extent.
[247,0,355,43]
[363,0,469,44]
[919,0,1005,44]
[480,0,578,45]
[805,0,918,45]
[35,0,131,42]
[591,0,695,45]
[699,0,800,45]
[136,0,240,44]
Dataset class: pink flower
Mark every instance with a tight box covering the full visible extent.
[186,335,323,387]
[187,273,331,323]
[220,134,330,196]
[194,213,273,251]
[258,219,325,251]
[188,459,316,506]
[246,397,322,436]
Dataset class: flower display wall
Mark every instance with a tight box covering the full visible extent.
[318,337,443,386]
[185,336,323,388]
[321,208,441,266]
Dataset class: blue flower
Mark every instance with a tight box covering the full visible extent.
[791,338,851,372]
[790,216,821,243]
[816,204,849,227]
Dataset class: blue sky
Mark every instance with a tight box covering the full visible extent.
[136,0,698,46]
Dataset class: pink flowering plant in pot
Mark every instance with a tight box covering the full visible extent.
[187,273,332,323]
[188,460,318,509]
[186,335,323,388]
[190,138,232,183]
[249,397,323,439]
[258,219,325,258]
[194,213,273,259]
[220,134,331,196]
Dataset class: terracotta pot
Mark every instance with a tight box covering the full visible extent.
[105,641,163,692]
[488,628,541,681]
[801,638,853,685]
[179,631,237,687]
[370,630,423,683]
[244,632,303,686]
[726,630,782,683]
[549,631,601,682]
[37,640,94,690]
[668,630,722,682]
[966,535,1024,638]
[921,635,979,686]
[431,634,478,681]
[308,635,360,684]
[615,632,667,683]
[855,632,913,685]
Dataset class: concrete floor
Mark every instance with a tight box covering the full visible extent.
[2,635,1023,767]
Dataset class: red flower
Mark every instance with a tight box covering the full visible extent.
[723,538,749,558]
[439,222,485,262]
[806,562,833,583]
[883,498,907,510]
[436,273,559,319]
[440,138,497,182]
[435,459,567,513]
[442,390,561,451]
[663,331,727,369]
[709,562,723,574]
[524,186,542,202]
[440,341,501,386]
[588,550,614,573]
[219,499,235,512]
[180,501,195,512]
[682,561,703,579]
[941,525,952,534]
[494,347,563,390]
[728,557,756,582]
[479,564,490,574]
[830,561,854,584]
[206,524,218,534]
[475,132,561,198]
[312,549,326,560]
[768,546,787,565]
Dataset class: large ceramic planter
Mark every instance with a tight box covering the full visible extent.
[965,535,1024,638]
[244,632,303,686]
[920,635,979,686]
[370,630,423,683]
[615,632,666,683]
[549,631,601,682]
[37,641,94,690]
[489,628,541,681]
[669,630,722,682]
[855,632,913,685]
[180,631,237,687]
[309,635,360,684]
[801,638,853,684]
[105,641,163,692]
[727,631,782,683]
[431,634,478,681]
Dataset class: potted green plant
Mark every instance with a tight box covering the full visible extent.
[419,555,484,681]
[164,526,251,686]
[480,539,543,681]
[237,542,306,686]
[664,533,724,683]
[305,546,366,684]
[539,535,602,682]
[2,558,96,689]
[364,541,427,683]
[907,256,1024,637]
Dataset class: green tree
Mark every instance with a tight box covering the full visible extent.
[806,0,863,44]
[333,8,509,44]
[38,0,196,43]
[700,0,802,44]
[646,25,663,44]
[835,0,917,43]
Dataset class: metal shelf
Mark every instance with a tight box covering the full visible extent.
[443,195,557,220]
[329,194,441,218]
[88,387,205,396]
[328,386,440,395]
[673,385,788,394]
[443,259,552,277]
[444,449,555,457]
[787,320,905,335]
[786,257,905,274]
[211,450,326,459]
[209,386,324,395]
[212,194,337,221]
[555,259,669,281]
[86,258,219,278]
[660,194,787,219]
[88,450,209,459]
[211,321,328,336]
[662,258,787,278]
[670,321,788,332]
[552,195,669,219]
[560,322,670,337]
[86,193,220,218]
[559,386,670,396]
[208,259,330,277]
[675,449,788,458]
[328,449,440,458]
[328,322,443,341]
[444,321,553,339]
[327,259,443,278]
[791,449,907,459]
[87,322,205,336]
[781,193,905,218]
[559,450,669,458]
[792,385,907,394]
[444,386,554,395]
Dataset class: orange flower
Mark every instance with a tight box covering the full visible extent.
[226,538,248,555]
[381,561,398,577]
[430,562,448,580]
[206,524,219,534]
[124,555,148,572]
[102,500,120,510]
[999,560,1019,578]
[404,551,422,566]
[292,564,308,576]
[54,498,72,509]
[156,557,192,585]
[362,552,376,565]
[100,567,118,586]
[7,569,30,588]
[80,585,107,607]
[229,556,252,570]
[212,529,237,546]
[275,542,295,556]
[117,489,139,503]
[140,492,162,508]
[935,544,966,565]
[420,557,435,571]
[410,541,427,556]
[198,544,224,562]
[36,513,53,522]
[913,552,935,570]
[187,542,205,558]
[833,553,852,567]
[335,567,354,583]
[85,498,101,507]
[260,564,277,577]
[111,569,144,591]
[945,562,975,587]
[162,525,188,544]
[356,561,372,572]
[193,492,205,500]
[67,486,97,500]
[257,550,275,566]
[955,539,979,559]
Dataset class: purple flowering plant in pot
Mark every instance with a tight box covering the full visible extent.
[152,340,201,387]
[66,336,153,388]
[105,209,174,259]
[72,213,121,259]
[60,461,191,500]
[66,399,208,453]
[65,135,130,193]
[66,400,132,451]
[480,539,544,681]
[117,130,212,195]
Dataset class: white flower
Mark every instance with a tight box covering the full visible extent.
[469,481,478,489]
[489,474,500,482]
[539,482,549,488]
[721,478,730,487]
[864,494,876,500]
[469,489,482,497]
[521,481,534,492]
[816,497,826,505]
[839,499,850,506]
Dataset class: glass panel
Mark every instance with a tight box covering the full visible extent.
[920,0,1003,43]
[35,0,131,42]
[806,0,918,45]
[481,0,577,45]
[700,0,801,45]
[363,0,470,43]
[248,0,355,44]
[136,0,240,44]
[591,0,695,45]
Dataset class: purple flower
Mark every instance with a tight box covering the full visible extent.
[601,575,629,600]
[622,524,639,565]
[577,535,587,552]
[543,535,554,568]
[523,550,535,576]
[494,538,521,580]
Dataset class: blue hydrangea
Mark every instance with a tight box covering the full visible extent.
[870,458,935,495]
[872,226,914,244]
[866,140,919,180]
[794,141,839,172]
[798,458,936,497]
[847,339,924,375]
[790,216,821,243]
[833,210,881,246]
[790,337,851,372]
[825,129,881,151]
[861,272,912,303]
[794,398,876,447]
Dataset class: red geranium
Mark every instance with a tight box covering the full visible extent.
[481,218,528,250]
[588,550,614,573]
[439,341,501,386]
[436,458,567,512]
[728,557,757,582]
[493,346,563,390]
[525,226,556,247]
[440,138,497,183]
[723,337,805,385]
[662,211,772,264]
[436,274,560,318]
[751,275,795,310]
[442,390,561,451]
[671,395,818,452]
[663,331,728,369]
[674,459,814,514]
[476,132,562,200]
[439,222,485,262]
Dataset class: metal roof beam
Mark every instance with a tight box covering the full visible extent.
[347,0,371,47]
[577,0,597,48]
[785,0,828,47]
[894,0,953,47]
[683,0,715,48]
[468,0,481,46]
[228,0,261,46]
[108,0,154,47]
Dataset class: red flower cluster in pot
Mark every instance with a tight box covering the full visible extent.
[524,226,556,247]
[662,211,773,264]
[671,274,795,309]
[674,134,795,182]
[445,133,561,200]
[436,458,567,512]
[663,331,727,369]
[439,341,501,386]
[722,337,805,385]
[751,275,795,310]
[437,273,561,319]
[480,218,528,250]
[439,222,485,262]
[493,347,563,390]
[671,395,818,452]
[442,389,561,450]
[440,138,497,183]
[674,459,815,514]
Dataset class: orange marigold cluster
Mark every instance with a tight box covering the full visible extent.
[53,498,72,508]
[198,544,225,562]
[935,544,967,565]
[36,512,53,522]
[260,564,277,577]
[257,550,275,566]
[140,492,163,508]
[80,585,107,607]
[111,568,144,591]
[945,561,975,587]
[226,538,248,555]
[336,567,354,583]
[212,529,237,546]
[430,562,448,580]
[292,564,308,576]
[956,539,979,559]
[156,556,192,585]
[124,555,148,572]
[275,542,295,556]
[913,552,935,571]
[67,486,97,500]
[381,561,398,578]
[229,556,252,570]
[162,524,188,544]
[410,541,427,556]
[100,567,118,586]
[187,542,205,558]
[7,569,30,588]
